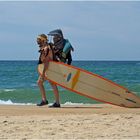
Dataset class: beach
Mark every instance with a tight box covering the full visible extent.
[1,60,140,139]
[0,104,140,139]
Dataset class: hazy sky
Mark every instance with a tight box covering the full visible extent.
[0,1,140,60]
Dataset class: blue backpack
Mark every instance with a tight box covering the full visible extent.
[61,39,73,60]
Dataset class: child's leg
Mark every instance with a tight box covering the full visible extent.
[37,76,47,101]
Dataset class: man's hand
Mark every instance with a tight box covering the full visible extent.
[40,73,45,82]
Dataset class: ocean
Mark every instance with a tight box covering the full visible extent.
[0,60,140,105]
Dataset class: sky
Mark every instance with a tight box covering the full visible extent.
[0,1,140,61]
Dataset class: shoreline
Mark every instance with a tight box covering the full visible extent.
[0,104,140,139]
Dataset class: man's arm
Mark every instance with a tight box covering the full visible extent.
[41,47,50,80]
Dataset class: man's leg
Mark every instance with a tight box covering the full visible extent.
[49,81,60,107]
[50,81,60,104]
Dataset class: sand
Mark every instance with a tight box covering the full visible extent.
[0,104,140,139]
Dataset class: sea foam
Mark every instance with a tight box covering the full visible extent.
[0,99,33,105]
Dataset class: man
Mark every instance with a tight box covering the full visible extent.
[48,29,74,65]
[37,34,60,107]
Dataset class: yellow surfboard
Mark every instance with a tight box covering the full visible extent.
[38,61,140,108]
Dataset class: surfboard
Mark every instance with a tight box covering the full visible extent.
[38,61,140,108]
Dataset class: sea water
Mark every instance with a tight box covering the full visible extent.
[0,60,140,105]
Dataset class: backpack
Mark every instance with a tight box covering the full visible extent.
[61,39,73,62]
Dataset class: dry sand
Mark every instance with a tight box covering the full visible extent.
[0,104,140,139]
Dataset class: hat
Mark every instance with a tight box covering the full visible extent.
[37,34,48,41]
